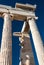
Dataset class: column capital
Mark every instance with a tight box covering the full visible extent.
[3,13,10,16]
[2,13,10,19]
[2,13,14,21]
[27,16,38,21]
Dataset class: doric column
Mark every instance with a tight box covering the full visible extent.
[1,13,12,65]
[28,18,44,65]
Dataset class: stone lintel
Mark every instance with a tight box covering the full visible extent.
[15,3,36,11]
[0,3,36,21]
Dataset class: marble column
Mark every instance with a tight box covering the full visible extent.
[21,22,29,33]
[28,18,44,65]
[19,21,35,65]
[19,37,35,65]
[1,13,12,65]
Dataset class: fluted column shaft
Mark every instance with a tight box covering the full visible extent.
[1,13,12,65]
[28,18,44,65]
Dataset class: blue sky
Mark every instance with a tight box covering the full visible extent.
[0,0,44,65]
